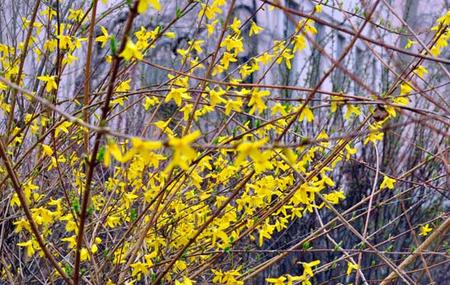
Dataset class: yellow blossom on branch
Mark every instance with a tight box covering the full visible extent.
[37,75,58,92]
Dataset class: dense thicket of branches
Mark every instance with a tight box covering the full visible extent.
[0,0,448,284]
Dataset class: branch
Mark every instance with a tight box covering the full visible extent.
[380,217,450,285]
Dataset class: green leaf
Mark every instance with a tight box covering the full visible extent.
[130,208,137,221]
[103,249,109,257]
[110,36,117,55]
[334,241,343,251]
[386,244,394,252]
[356,242,366,250]
[87,205,94,216]
[64,263,73,276]
[97,145,105,163]
[182,250,188,260]
[72,199,80,214]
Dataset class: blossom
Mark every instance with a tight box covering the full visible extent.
[37,75,57,92]
[346,261,360,275]
[119,40,143,61]
[137,0,161,14]
[168,130,201,170]
[380,175,396,190]
[165,87,191,106]
[96,26,110,48]
[249,21,263,36]
[266,276,286,285]
[419,224,433,236]
[17,240,37,256]
[299,260,320,277]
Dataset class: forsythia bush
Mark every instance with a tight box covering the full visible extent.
[0,0,448,284]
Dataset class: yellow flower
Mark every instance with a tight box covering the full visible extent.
[168,130,201,170]
[324,191,345,204]
[363,123,384,145]
[130,262,150,279]
[175,260,187,271]
[293,35,307,52]
[199,2,223,20]
[400,82,413,95]
[315,4,323,13]
[266,276,286,285]
[174,277,194,285]
[17,240,36,257]
[345,104,361,120]
[165,31,176,39]
[55,121,72,138]
[165,87,191,106]
[206,20,218,36]
[393,96,409,106]
[180,104,194,121]
[41,144,54,157]
[405,39,417,49]
[123,137,162,162]
[271,103,287,116]
[299,260,320,277]
[80,248,90,261]
[188,39,204,54]
[299,106,314,122]
[286,274,305,285]
[346,261,360,275]
[224,99,243,115]
[419,224,433,236]
[104,141,124,166]
[40,7,57,20]
[258,52,274,65]
[61,235,77,249]
[96,26,110,48]
[68,9,84,22]
[13,219,30,233]
[37,75,57,92]
[209,88,226,107]
[414,65,428,78]
[248,89,269,114]
[380,175,396,190]
[249,21,263,36]
[106,215,121,228]
[91,244,98,254]
[236,138,268,165]
[119,40,143,61]
[62,53,78,65]
[220,52,237,69]
[230,17,241,34]
[143,96,159,110]
[115,79,131,92]
[137,0,161,14]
